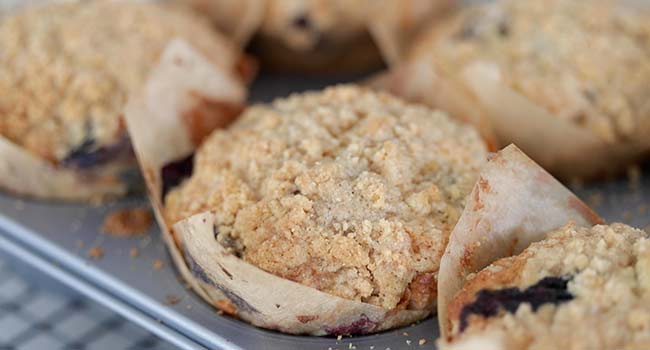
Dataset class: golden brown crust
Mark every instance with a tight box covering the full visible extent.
[447,252,529,326]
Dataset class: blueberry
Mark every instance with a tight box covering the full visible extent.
[62,135,131,169]
[161,153,194,199]
[459,276,573,332]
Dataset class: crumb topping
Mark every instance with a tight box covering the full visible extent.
[423,0,650,143]
[448,223,650,349]
[165,85,487,310]
[0,1,237,162]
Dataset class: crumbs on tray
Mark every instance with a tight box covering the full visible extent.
[87,246,104,260]
[102,207,153,237]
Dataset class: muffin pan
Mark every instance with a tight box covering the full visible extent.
[0,72,649,350]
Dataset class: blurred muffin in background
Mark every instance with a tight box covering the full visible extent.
[184,0,455,74]
[0,0,248,201]
[380,0,650,179]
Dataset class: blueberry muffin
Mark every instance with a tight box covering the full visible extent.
[164,85,487,318]
[0,0,244,201]
[386,0,650,178]
[442,223,650,350]
[185,0,454,73]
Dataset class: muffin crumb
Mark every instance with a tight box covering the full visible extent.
[153,259,164,270]
[165,294,181,305]
[102,207,153,236]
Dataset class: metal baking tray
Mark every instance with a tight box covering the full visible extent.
[1,73,649,350]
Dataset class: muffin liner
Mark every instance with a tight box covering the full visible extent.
[436,144,603,339]
[366,0,456,65]
[377,2,650,179]
[125,42,435,335]
[459,62,650,179]
[0,136,134,201]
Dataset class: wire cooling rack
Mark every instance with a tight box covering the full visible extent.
[0,253,176,350]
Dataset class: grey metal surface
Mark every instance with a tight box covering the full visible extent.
[0,74,649,350]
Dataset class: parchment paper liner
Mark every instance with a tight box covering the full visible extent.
[436,144,603,340]
[125,40,428,335]
[180,0,264,46]
[366,0,456,65]
[377,2,650,179]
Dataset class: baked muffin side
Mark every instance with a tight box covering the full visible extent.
[165,85,487,311]
[444,223,650,350]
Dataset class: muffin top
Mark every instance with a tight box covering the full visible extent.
[416,0,650,143]
[0,1,238,163]
[165,85,487,311]
[445,223,650,350]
